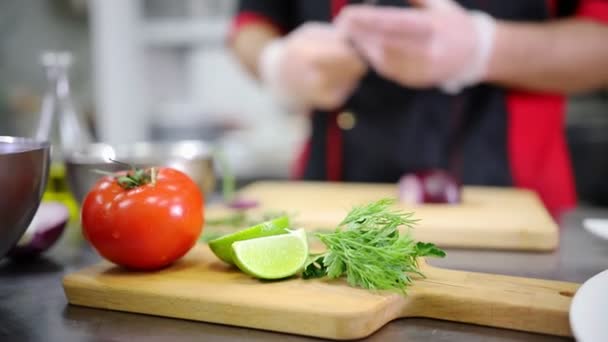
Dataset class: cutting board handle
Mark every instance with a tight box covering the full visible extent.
[404,267,579,337]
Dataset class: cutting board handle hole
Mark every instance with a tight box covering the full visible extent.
[559,290,575,298]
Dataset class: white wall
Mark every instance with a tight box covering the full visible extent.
[90,0,307,178]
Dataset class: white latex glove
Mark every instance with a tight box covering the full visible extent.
[334,0,496,93]
[258,23,367,112]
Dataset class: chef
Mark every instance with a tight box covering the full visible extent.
[229,0,608,216]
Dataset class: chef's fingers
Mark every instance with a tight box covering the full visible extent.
[300,47,365,110]
[291,21,353,50]
[313,56,365,98]
[335,5,432,41]
[345,24,434,84]
[409,0,462,12]
[307,69,356,110]
[346,22,428,62]
[315,47,366,76]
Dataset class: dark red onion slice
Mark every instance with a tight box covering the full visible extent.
[398,170,462,204]
[8,202,69,259]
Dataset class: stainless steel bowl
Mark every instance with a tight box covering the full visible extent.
[65,140,216,204]
[0,136,51,258]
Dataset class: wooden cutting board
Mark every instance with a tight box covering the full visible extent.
[205,181,559,251]
[63,245,578,340]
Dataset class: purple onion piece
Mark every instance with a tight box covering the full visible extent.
[228,198,260,210]
[398,169,462,205]
[8,202,69,259]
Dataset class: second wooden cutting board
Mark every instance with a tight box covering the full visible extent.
[206,181,558,251]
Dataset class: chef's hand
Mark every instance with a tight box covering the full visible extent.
[258,23,366,112]
[334,0,496,94]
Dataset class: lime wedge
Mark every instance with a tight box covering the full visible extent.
[208,216,290,264]
[232,229,308,280]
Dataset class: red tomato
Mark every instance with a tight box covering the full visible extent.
[82,167,204,270]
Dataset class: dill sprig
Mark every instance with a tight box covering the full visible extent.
[303,199,445,292]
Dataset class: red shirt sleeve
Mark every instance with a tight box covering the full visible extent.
[228,0,294,43]
[576,0,608,22]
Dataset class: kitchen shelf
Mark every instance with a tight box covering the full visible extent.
[142,18,230,47]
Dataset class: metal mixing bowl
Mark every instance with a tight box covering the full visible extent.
[64,140,216,204]
[0,136,51,258]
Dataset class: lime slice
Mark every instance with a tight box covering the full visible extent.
[232,229,308,280]
[208,216,290,264]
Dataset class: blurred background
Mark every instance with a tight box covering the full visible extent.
[0,0,606,206]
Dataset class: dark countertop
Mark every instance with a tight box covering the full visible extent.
[1,207,607,342]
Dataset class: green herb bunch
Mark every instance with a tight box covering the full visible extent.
[303,199,445,292]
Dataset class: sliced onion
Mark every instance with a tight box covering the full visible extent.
[8,202,69,259]
[228,198,259,210]
[398,170,462,205]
